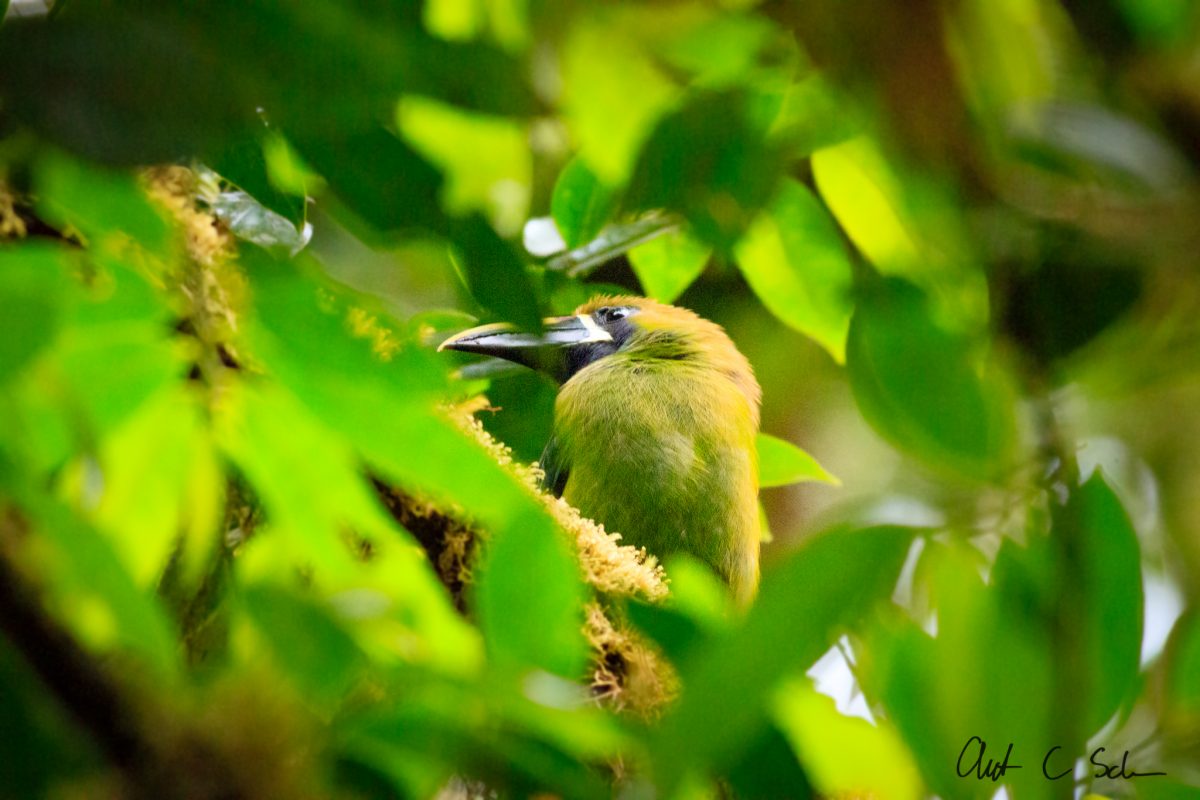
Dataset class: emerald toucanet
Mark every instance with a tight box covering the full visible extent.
[440,296,761,603]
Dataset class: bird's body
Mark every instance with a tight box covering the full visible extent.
[441,296,762,602]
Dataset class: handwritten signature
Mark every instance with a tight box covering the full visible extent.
[956,736,1167,782]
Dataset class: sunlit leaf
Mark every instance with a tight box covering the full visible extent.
[653,525,914,789]
[757,433,839,488]
[550,157,618,249]
[773,678,922,800]
[0,244,72,384]
[398,96,531,237]
[629,227,711,304]
[735,179,854,361]
[561,17,680,186]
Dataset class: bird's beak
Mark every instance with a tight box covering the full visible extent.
[438,314,613,382]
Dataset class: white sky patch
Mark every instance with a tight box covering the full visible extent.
[807,637,875,723]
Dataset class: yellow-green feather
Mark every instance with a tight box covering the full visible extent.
[550,297,761,603]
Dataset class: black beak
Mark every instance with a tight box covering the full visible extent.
[438,314,614,383]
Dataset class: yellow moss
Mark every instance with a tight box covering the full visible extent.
[347,307,401,361]
[584,603,677,716]
[0,180,27,239]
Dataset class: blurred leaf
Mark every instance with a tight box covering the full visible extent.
[1055,471,1144,733]
[544,213,680,278]
[735,179,854,361]
[652,525,914,789]
[758,501,773,543]
[757,433,839,488]
[561,17,680,185]
[846,279,1012,479]
[1169,612,1200,714]
[69,387,221,590]
[811,137,920,272]
[242,584,367,708]
[0,244,71,384]
[398,96,531,237]
[0,639,98,798]
[769,75,861,155]
[627,91,785,251]
[290,125,445,237]
[725,722,815,800]
[474,511,588,678]
[629,227,711,304]
[218,381,480,673]
[34,151,170,255]
[448,214,542,332]
[864,541,1056,800]
[550,157,618,249]
[658,11,780,89]
[773,678,922,800]
[18,490,178,677]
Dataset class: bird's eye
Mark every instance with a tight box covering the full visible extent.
[596,306,632,324]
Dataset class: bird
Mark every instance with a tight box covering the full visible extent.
[439,296,762,604]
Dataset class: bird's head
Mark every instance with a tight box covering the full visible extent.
[439,295,760,417]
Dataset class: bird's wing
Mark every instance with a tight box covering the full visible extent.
[538,434,569,497]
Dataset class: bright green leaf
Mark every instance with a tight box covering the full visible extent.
[757,433,839,488]
[773,678,922,800]
[0,244,72,383]
[629,227,711,303]
[735,180,854,361]
[561,18,680,186]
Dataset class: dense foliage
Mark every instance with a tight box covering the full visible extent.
[1,1,1199,798]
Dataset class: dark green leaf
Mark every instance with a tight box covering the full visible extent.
[627,91,786,252]
[241,585,367,707]
[550,157,618,249]
[846,279,1012,479]
[1055,471,1144,733]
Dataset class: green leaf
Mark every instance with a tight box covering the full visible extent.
[398,96,531,237]
[773,678,922,800]
[652,525,915,790]
[865,541,1056,800]
[241,584,367,708]
[757,433,839,488]
[0,244,71,384]
[846,279,1012,479]
[35,152,171,256]
[1168,612,1200,715]
[735,179,854,362]
[550,157,618,249]
[449,215,542,332]
[474,516,589,678]
[629,227,711,303]
[627,90,785,251]
[1054,471,1144,733]
[561,17,680,185]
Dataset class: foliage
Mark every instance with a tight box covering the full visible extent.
[1,1,1200,799]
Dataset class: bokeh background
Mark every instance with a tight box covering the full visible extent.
[2,0,1200,798]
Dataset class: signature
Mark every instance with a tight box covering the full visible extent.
[956,736,1167,782]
